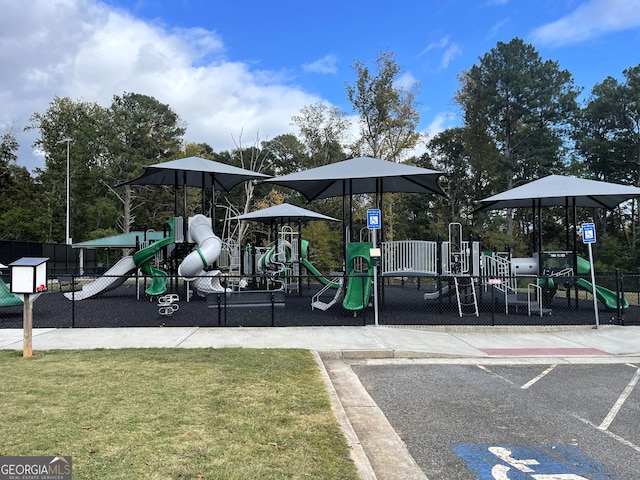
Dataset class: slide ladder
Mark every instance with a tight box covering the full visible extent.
[311,277,344,311]
[454,276,478,317]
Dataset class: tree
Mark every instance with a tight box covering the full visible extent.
[105,92,186,233]
[621,65,640,187]
[0,130,46,240]
[260,134,307,176]
[344,51,425,241]
[575,65,640,255]
[28,97,110,242]
[425,128,475,223]
[345,50,423,161]
[26,94,186,243]
[455,38,580,236]
[290,103,350,167]
[0,130,18,189]
[219,131,274,246]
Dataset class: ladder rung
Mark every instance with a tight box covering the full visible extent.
[454,276,479,318]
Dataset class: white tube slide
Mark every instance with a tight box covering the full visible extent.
[178,215,222,277]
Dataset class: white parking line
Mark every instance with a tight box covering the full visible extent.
[576,416,640,454]
[477,365,516,386]
[599,367,640,431]
[521,364,557,390]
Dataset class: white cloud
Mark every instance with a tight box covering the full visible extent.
[420,36,451,54]
[531,0,640,46]
[419,35,461,70]
[302,54,338,74]
[489,17,511,38]
[440,44,462,69]
[424,112,457,139]
[0,0,322,171]
[394,72,419,90]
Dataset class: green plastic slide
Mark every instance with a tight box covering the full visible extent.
[342,242,373,311]
[132,235,175,296]
[0,277,23,307]
[301,258,341,288]
[575,255,628,310]
[300,240,340,288]
[576,278,629,311]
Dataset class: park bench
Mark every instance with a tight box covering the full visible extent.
[207,290,286,326]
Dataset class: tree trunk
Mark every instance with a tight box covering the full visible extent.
[123,185,132,233]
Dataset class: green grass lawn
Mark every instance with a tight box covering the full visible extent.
[0,348,360,480]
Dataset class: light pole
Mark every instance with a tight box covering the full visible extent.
[57,138,73,245]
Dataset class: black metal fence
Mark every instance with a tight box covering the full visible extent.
[1,272,639,329]
[0,240,98,275]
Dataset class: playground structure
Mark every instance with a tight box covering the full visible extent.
[65,215,229,301]
[3,154,637,330]
[178,214,229,297]
[62,212,346,308]
[381,223,482,317]
[67,159,634,318]
[218,225,343,298]
[56,214,630,320]
[377,223,628,317]
[2,215,635,330]
[39,155,633,321]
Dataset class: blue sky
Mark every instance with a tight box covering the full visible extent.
[2,0,640,172]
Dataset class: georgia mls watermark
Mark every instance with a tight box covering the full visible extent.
[0,456,72,480]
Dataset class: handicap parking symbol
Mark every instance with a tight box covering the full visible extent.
[367,209,381,229]
[581,223,596,244]
[452,443,614,479]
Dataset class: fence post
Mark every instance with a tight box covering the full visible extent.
[270,292,275,327]
[617,269,624,325]
[71,274,75,328]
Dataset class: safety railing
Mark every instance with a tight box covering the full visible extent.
[381,240,439,276]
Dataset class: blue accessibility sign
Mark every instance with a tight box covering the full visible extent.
[452,443,613,479]
[367,209,381,229]
[581,223,596,244]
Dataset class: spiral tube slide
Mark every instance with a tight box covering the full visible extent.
[178,215,222,277]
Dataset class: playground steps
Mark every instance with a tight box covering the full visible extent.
[503,292,530,314]
[311,278,344,311]
[497,290,552,316]
[528,305,553,316]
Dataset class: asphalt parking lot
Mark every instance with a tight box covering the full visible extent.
[353,360,640,479]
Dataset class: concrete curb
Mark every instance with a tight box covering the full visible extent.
[320,354,429,480]
[381,324,609,333]
[311,351,377,480]
[318,349,482,360]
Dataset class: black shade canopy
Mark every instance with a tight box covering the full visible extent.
[264,156,447,201]
[121,156,270,191]
[474,175,640,212]
[230,203,339,224]
[474,174,640,254]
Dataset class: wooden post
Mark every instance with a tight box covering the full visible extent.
[23,294,32,358]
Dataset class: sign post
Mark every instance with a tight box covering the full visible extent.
[581,223,599,329]
[367,209,381,326]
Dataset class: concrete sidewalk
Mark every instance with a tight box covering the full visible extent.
[1,324,639,358]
